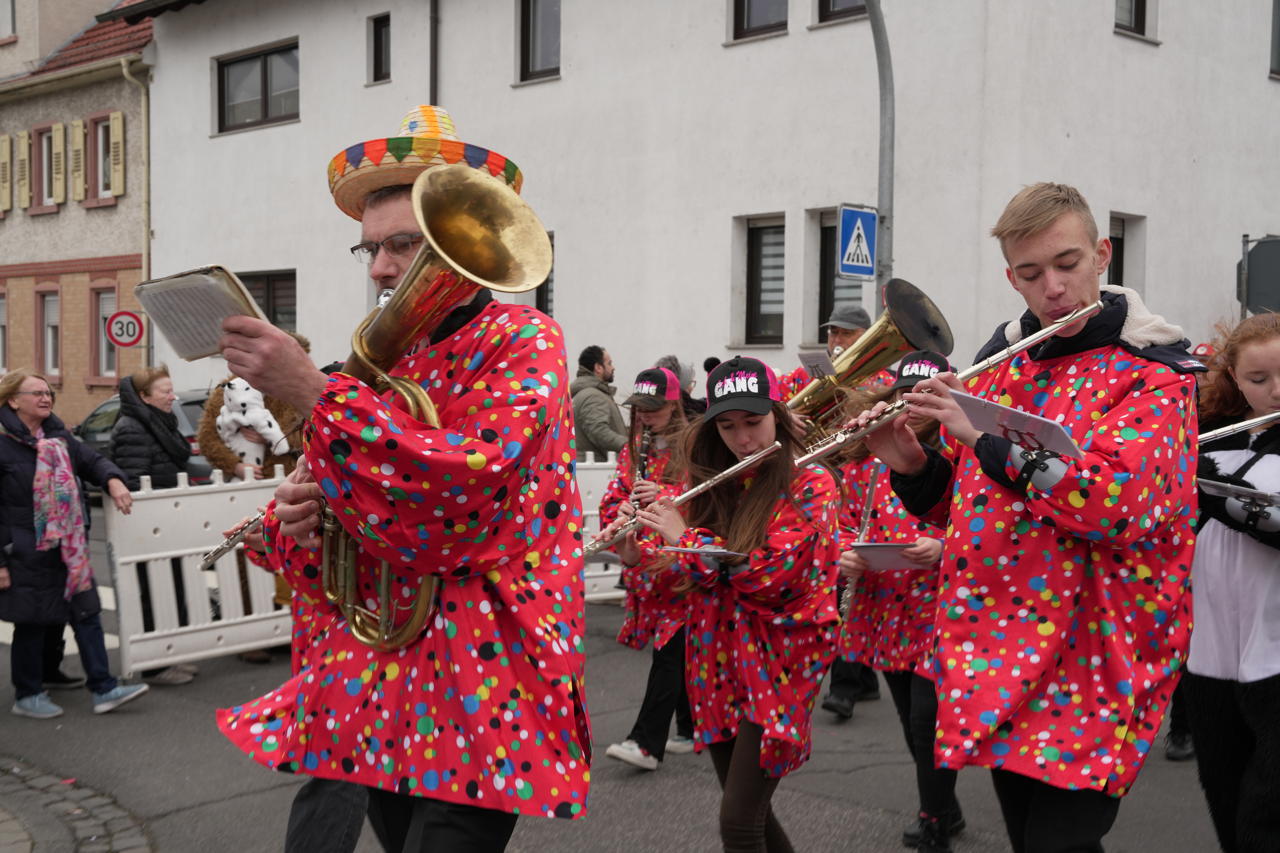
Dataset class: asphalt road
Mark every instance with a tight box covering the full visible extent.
[0,510,1218,852]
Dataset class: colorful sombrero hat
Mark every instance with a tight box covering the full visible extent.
[327,105,524,220]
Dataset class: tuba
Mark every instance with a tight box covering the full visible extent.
[322,163,553,650]
[788,278,953,442]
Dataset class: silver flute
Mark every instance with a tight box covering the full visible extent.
[1199,410,1280,444]
[199,510,265,570]
[584,441,783,558]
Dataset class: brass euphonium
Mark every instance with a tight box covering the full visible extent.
[788,279,953,442]
[323,164,553,651]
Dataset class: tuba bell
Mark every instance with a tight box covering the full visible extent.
[321,164,553,651]
[788,278,953,442]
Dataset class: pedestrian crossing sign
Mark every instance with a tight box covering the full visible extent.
[838,204,877,279]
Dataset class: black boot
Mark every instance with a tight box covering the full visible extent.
[903,804,964,848]
[911,813,953,853]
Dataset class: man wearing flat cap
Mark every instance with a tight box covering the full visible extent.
[215,105,591,852]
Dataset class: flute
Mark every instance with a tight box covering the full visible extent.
[797,300,1105,467]
[199,510,265,570]
[583,441,782,558]
[1199,410,1280,444]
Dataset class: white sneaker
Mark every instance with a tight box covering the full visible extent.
[665,735,695,754]
[605,739,658,770]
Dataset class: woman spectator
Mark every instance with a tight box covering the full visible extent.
[0,368,149,719]
[109,365,196,686]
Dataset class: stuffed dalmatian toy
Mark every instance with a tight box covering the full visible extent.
[215,377,288,482]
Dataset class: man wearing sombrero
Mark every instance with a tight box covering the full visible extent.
[214,106,591,851]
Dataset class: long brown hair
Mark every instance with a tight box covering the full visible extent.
[680,401,804,560]
[837,385,942,462]
[626,400,685,485]
[1199,313,1280,424]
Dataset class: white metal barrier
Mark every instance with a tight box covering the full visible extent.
[101,457,626,676]
[104,469,289,677]
[576,453,624,603]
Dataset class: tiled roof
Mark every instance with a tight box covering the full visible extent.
[31,0,152,77]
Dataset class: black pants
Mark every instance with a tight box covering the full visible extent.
[626,628,693,760]
[882,670,959,819]
[285,777,368,853]
[827,656,878,700]
[1183,670,1280,853]
[990,769,1120,853]
[706,721,793,853]
[1167,678,1191,738]
[11,615,116,699]
[365,788,517,853]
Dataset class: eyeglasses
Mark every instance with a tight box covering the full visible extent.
[15,390,55,401]
[350,232,425,264]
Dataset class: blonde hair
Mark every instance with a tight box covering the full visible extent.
[0,368,52,407]
[991,182,1099,257]
[131,364,171,398]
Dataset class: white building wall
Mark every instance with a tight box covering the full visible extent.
[147,0,1280,393]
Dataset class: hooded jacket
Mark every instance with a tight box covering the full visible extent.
[890,286,1202,796]
[570,369,626,461]
[108,376,191,490]
[0,406,127,624]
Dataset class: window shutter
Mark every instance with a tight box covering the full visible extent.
[69,119,85,202]
[15,130,29,209]
[109,111,125,196]
[51,122,66,204]
[0,134,10,214]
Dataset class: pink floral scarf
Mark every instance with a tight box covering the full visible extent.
[32,432,93,599]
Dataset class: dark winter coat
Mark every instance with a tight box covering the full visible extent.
[0,406,127,625]
[108,376,191,490]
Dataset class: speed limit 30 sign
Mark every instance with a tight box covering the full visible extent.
[106,310,145,347]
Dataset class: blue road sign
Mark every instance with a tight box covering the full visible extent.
[838,205,877,279]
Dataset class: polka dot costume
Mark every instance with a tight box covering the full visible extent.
[673,464,840,777]
[837,457,943,678]
[903,339,1196,797]
[216,301,591,820]
[599,438,688,651]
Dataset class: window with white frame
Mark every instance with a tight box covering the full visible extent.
[536,232,555,316]
[94,117,112,198]
[1115,0,1147,35]
[520,0,560,81]
[241,271,297,330]
[1,0,14,39]
[1271,0,1280,76]
[370,14,390,82]
[1108,212,1146,295]
[40,292,60,375]
[818,0,866,24]
[218,42,300,132]
[734,0,787,39]
[95,289,117,377]
[746,221,785,345]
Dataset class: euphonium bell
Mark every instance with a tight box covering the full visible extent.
[325,164,553,651]
[787,279,953,442]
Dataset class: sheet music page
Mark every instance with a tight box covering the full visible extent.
[849,543,925,571]
[949,389,1084,459]
[135,267,268,361]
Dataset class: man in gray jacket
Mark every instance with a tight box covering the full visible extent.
[571,345,626,462]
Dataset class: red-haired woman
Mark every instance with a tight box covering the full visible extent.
[633,356,839,852]
[1186,313,1280,853]
[598,367,693,771]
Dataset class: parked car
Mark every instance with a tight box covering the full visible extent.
[74,388,215,489]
